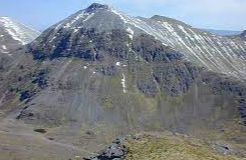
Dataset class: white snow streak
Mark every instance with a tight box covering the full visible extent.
[111,9,128,23]
[121,74,127,93]
[49,36,57,43]
[126,27,134,39]
[83,13,95,22]
[64,11,86,28]
[2,45,7,50]
[64,11,95,29]
[116,62,121,66]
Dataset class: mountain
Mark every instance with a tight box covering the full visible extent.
[0,17,40,55]
[29,4,246,80]
[202,29,241,36]
[0,3,245,159]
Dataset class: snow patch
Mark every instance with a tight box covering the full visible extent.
[64,11,95,29]
[126,27,134,39]
[162,22,175,33]
[83,13,95,22]
[2,45,7,50]
[116,62,121,66]
[121,73,127,93]
[49,36,57,43]
[73,28,79,33]
[1,51,9,54]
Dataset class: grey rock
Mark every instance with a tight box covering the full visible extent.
[84,138,126,160]
[211,141,236,155]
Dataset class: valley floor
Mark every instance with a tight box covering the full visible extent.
[0,118,97,160]
[0,116,245,160]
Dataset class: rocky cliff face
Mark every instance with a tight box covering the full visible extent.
[0,3,245,160]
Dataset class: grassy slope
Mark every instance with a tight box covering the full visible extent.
[124,132,246,160]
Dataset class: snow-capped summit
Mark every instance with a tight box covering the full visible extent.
[49,2,127,32]
[0,17,40,54]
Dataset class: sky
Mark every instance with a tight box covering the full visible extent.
[0,0,245,31]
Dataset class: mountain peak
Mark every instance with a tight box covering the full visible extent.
[150,15,179,22]
[85,3,109,12]
[150,15,190,27]
[0,17,40,45]
[0,16,10,19]
[32,3,246,80]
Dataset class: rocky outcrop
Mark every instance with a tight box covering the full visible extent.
[132,34,183,62]
[29,28,130,61]
[84,133,246,160]
[84,139,126,160]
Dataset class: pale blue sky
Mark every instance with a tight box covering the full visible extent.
[0,0,245,31]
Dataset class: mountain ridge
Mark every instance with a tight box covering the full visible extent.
[0,17,40,44]
[30,3,246,80]
[0,16,40,55]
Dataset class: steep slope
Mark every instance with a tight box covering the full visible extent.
[0,17,40,55]
[30,3,246,80]
[127,16,246,80]
[0,17,40,85]
[0,3,245,159]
